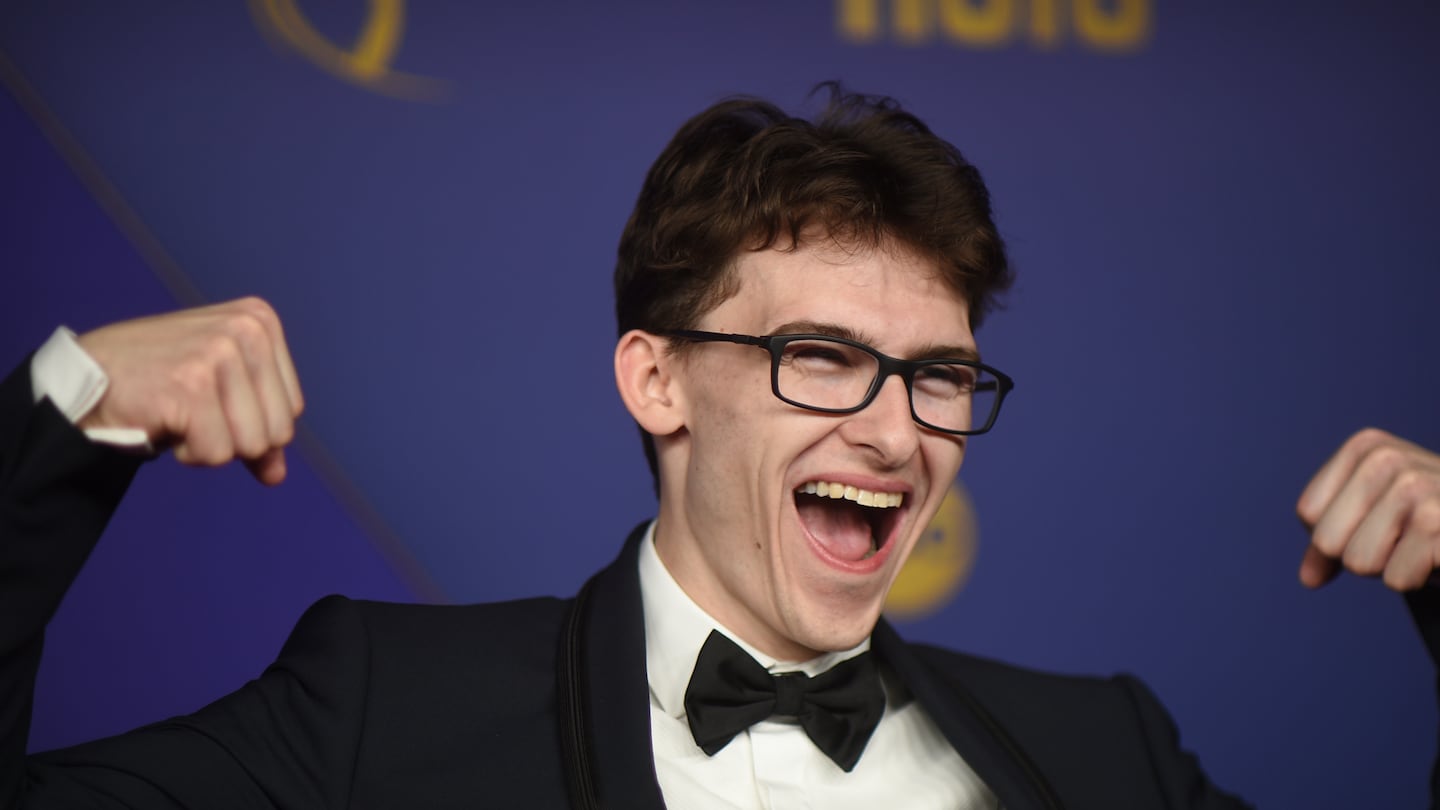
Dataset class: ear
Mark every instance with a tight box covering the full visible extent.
[614,330,687,437]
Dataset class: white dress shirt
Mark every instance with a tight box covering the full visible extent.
[639,525,998,810]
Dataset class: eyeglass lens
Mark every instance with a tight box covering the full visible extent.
[775,338,997,432]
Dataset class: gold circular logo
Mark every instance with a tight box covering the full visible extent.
[884,481,977,619]
[250,0,450,101]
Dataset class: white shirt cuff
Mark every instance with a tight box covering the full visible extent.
[31,327,151,449]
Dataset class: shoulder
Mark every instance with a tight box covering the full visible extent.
[905,641,1164,731]
[901,642,1250,807]
[279,594,571,700]
[333,593,570,641]
[288,592,570,654]
[908,641,1134,708]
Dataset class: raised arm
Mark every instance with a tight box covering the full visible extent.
[0,297,305,807]
[1295,428,1440,802]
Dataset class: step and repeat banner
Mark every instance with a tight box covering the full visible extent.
[2,2,1437,805]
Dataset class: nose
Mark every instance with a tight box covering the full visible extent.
[837,374,920,468]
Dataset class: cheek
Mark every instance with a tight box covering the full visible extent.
[926,432,966,465]
[688,363,789,468]
[687,354,766,427]
[922,436,967,495]
[684,375,778,511]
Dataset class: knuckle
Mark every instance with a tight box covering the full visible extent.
[1356,444,1406,485]
[1311,528,1345,558]
[1342,544,1381,576]
[201,334,247,372]
[224,312,270,352]
[242,299,280,335]
[1392,469,1429,502]
[273,420,296,446]
[236,433,269,460]
[172,360,218,395]
[1414,498,1440,536]
[233,295,276,321]
[1382,565,1415,592]
[1349,427,1394,456]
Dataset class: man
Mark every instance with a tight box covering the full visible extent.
[3,89,1438,808]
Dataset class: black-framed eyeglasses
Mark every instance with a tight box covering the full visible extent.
[662,330,1014,436]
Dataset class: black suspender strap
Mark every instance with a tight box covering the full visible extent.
[557,581,600,810]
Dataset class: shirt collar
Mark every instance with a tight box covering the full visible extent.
[637,521,872,720]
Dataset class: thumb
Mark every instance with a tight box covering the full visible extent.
[1299,544,1342,589]
[244,447,288,487]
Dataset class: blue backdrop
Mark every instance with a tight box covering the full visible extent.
[2,2,1437,806]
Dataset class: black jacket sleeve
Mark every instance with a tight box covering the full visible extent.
[1406,587,1440,808]
[0,357,143,808]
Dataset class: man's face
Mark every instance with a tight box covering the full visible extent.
[651,238,975,661]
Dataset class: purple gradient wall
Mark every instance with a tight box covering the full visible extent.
[2,2,1438,806]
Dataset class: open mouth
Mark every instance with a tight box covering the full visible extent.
[794,481,906,563]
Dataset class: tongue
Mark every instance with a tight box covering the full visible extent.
[796,496,874,562]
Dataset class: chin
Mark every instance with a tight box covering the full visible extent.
[790,597,888,654]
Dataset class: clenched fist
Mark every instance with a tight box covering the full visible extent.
[1298,428,1440,592]
[76,297,305,486]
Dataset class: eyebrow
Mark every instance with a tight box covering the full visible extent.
[768,320,982,363]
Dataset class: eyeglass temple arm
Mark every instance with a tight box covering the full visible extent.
[662,330,763,347]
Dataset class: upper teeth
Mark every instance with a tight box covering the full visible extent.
[798,481,904,508]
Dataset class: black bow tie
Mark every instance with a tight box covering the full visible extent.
[682,630,886,772]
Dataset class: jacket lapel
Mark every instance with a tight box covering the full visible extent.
[573,524,669,810]
[873,620,1059,810]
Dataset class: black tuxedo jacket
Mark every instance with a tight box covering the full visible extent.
[2,360,1434,809]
